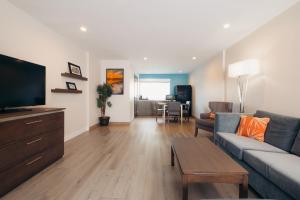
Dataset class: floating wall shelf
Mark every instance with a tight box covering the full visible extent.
[51,89,82,94]
[61,73,88,81]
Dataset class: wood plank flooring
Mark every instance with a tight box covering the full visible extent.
[2,118,257,200]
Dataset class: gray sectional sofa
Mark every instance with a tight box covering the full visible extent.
[214,110,300,200]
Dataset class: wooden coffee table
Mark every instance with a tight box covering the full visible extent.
[171,137,248,200]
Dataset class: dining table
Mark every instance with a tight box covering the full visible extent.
[157,102,186,123]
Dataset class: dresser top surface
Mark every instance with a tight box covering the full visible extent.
[0,108,65,122]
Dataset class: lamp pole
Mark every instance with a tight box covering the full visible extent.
[228,59,260,113]
[237,75,249,113]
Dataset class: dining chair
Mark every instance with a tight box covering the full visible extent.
[182,101,191,121]
[166,101,181,122]
[155,102,165,122]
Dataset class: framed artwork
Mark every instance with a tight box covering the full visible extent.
[66,82,77,90]
[106,68,124,95]
[68,62,82,76]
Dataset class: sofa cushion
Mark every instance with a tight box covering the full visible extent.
[291,130,300,156]
[215,113,242,134]
[244,150,300,199]
[196,118,214,128]
[254,110,300,151]
[215,132,286,160]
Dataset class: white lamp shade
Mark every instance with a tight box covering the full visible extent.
[228,59,260,78]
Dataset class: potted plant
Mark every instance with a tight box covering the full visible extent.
[97,83,113,126]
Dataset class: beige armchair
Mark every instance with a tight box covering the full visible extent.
[195,101,233,137]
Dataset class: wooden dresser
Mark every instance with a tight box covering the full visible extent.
[0,108,65,197]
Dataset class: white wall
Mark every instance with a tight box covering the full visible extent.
[129,68,135,121]
[225,2,300,117]
[0,0,90,140]
[189,53,225,117]
[100,60,134,122]
[191,2,300,118]
[88,54,101,126]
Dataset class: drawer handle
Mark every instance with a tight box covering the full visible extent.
[25,120,43,125]
[26,156,43,166]
[26,138,42,145]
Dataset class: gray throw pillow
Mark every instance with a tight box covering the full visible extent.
[254,110,300,151]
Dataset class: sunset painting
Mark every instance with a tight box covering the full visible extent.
[106,69,124,95]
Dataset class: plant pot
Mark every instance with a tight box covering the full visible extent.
[99,116,110,126]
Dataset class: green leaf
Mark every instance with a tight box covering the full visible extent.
[96,83,113,110]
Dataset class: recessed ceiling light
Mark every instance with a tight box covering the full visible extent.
[80,26,87,32]
[143,57,148,60]
[223,23,231,29]
[192,57,197,60]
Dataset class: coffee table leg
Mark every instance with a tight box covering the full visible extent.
[239,175,248,198]
[171,146,174,166]
[182,176,188,200]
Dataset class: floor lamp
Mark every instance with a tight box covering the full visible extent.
[228,59,260,113]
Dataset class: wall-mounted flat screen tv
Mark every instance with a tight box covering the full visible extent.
[0,54,46,109]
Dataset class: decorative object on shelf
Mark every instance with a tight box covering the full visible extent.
[97,83,113,126]
[228,59,260,113]
[68,62,82,76]
[52,64,86,94]
[66,82,77,90]
[106,68,124,95]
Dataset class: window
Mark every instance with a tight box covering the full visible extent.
[139,79,170,100]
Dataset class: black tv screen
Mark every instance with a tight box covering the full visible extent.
[0,54,45,108]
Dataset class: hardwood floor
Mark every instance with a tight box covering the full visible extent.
[2,118,257,200]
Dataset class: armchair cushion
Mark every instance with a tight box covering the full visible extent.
[200,113,210,119]
[196,118,214,128]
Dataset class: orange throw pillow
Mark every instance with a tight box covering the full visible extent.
[209,112,216,120]
[237,116,270,142]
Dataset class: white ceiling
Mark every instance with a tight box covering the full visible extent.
[9,0,298,73]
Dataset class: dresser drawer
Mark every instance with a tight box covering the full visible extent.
[0,145,64,197]
[0,142,23,173]
[0,128,64,172]
[23,128,64,158]
[0,112,64,147]
[22,112,64,139]
[0,121,24,147]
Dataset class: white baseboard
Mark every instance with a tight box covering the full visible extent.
[64,126,89,142]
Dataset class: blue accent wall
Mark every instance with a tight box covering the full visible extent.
[139,74,189,95]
